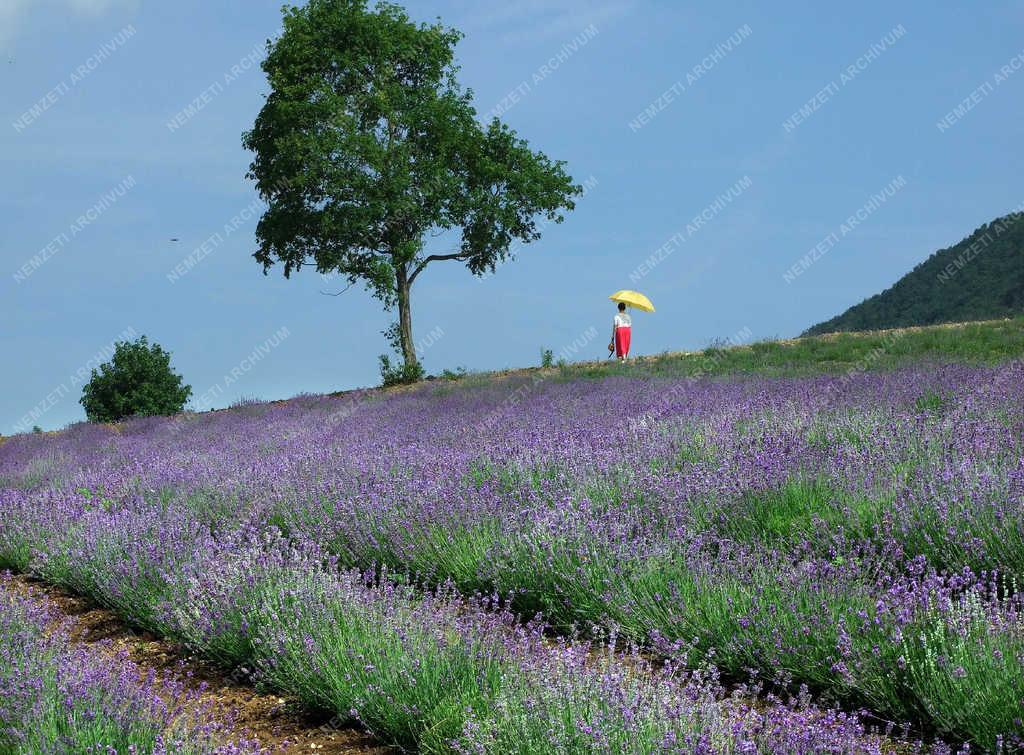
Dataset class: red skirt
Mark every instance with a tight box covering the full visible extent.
[615,327,631,358]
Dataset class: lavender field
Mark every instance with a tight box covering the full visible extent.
[2,355,1024,752]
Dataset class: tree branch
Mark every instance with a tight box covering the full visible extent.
[320,282,355,297]
[408,249,472,284]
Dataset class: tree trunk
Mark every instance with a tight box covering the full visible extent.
[395,265,418,370]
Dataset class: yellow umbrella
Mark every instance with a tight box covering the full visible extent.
[609,290,655,312]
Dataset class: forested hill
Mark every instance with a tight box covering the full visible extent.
[804,211,1024,336]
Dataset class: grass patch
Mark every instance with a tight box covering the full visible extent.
[547,316,1024,383]
[700,479,888,547]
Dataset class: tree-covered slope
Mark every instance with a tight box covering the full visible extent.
[805,211,1024,335]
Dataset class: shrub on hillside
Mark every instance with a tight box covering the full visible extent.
[379,322,424,386]
[379,354,425,387]
[79,336,192,422]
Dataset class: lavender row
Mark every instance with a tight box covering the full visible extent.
[0,574,260,754]
[1,530,920,754]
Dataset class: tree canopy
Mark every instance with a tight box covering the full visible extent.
[80,336,192,423]
[243,0,581,374]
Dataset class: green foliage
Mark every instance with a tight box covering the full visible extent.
[915,390,953,414]
[79,336,191,423]
[806,211,1024,335]
[540,348,554,368]
[439,366,468,381]
[379,354,425,386]
[379,322,425,386]
[698,478,886,547]
[900,589,1024,749]
[242,569,508,753]
[31,426,41,434]
[243,0,580,371]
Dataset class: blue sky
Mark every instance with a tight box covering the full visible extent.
[2,0,1023,432]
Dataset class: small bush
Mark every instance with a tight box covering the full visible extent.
[379,354,425,387]
[540,348,554,368]
[379,322,425,387]
[79,336,191,423]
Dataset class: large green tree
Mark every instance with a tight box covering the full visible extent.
[243,0,580,373]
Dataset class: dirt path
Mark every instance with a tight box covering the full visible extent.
[2,574,391,755]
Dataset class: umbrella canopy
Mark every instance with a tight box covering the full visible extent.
[609,290,655,312]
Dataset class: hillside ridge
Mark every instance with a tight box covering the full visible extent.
[805,210,1024,335]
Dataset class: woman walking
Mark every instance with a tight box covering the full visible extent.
[610,302,632,362]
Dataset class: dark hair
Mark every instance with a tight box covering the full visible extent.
[617,302,626,312]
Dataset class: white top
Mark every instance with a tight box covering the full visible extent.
[614,312,632,329]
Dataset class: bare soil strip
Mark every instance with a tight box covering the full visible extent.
[2,573,391,755]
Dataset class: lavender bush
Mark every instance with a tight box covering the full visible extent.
[0,575,260,754]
